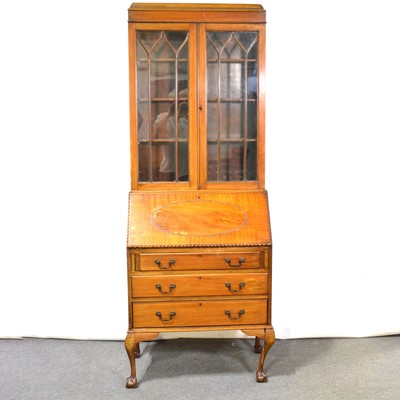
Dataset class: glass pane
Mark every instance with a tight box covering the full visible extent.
[178,142,189,181]
[151,35,175,59]
[153,105,174,139]
[206,31,258,182]
[136,30,189,183]
[137,103,149,141]
[139,142,179,183]
[220,143,244,181]
[137,31,162,55]
[207,102,245,140]
[234,32,258,55]
[178,40,188,60]
[137,62,149,101]
[207,142,245,181]
[221,35,244,59]
[178,102,189,138]
[136,38,148,61]
[138,143,150,182]
[207,102,218,140]
[207,62,218,99]
[247,101,257,139]
[207,32,232,58]
[207,143,218,181]
[153,143,176,182]
[220,102,244,139]
[248,61,258,98]
[177,62,188,98]
[165,32,188,58]
[220,62,244,98]
[246,141,257,181]
[150,62,175,98]
[248,43,258,60]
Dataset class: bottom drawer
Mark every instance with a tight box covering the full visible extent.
[133,300,267,328]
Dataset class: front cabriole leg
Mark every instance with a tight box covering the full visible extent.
[125,333,138,388]
[125,331,160,388]
[256,327,275,383]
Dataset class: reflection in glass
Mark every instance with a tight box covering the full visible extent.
[206,31,258,182]
[156,143,176,182]
[136,31,189,182]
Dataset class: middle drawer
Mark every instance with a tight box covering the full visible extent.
[131,273,268,298]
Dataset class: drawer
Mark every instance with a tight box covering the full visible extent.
[133,299,267,328]
[131,273,268,298]
[137,251,265,271]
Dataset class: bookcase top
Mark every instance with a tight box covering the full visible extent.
[128,3,266,23]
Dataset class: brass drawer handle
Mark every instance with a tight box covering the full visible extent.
[225,257,245,267]
[155,311,176,322]
[225,310,245,321]
[154,258,176,269]
[155,283,176,295]
[225,282,245,293]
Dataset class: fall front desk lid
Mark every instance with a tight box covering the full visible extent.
[127,190,271,248]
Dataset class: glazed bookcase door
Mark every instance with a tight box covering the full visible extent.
[199,24,266,189]
[129,23,198,190]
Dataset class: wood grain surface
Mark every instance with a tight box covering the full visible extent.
[135,249,265,271]
[152,200,247,236]
[127,190,271,248]
[133,299,267,328]
[128,4,266,24]
[131,273,268,298]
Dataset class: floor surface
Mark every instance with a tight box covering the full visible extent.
[1,336,399,400]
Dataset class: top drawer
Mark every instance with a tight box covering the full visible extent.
[135,251,266,271]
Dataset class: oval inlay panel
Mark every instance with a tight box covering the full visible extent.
[152,200,247,236]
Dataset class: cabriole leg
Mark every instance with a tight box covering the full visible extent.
[125,333,138,388]
[256,328,275,383]
[125,331,160,388]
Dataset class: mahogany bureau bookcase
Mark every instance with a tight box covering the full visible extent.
[125,3,275,388]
